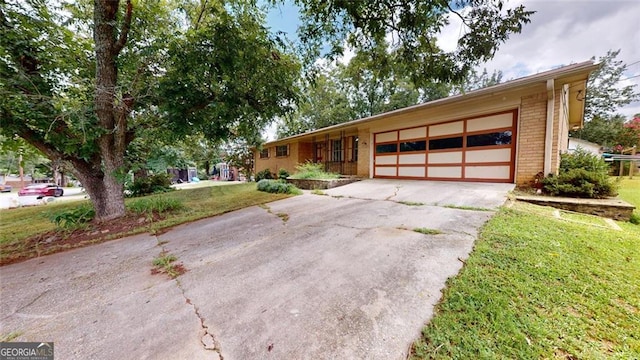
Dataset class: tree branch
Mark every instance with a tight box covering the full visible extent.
[447,4,470,27]
[114,0,133,55]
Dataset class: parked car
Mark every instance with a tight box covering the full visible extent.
[18,183,64,197]
[0,184,12,192]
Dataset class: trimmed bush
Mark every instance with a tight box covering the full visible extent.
[126,173,174,197]
[256,179,301,195]
[278,168,290,179]
[255,168,274,182]
[289,162,340,179]
[543,149,618,198]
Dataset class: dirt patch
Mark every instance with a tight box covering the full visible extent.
[0,213,163,266]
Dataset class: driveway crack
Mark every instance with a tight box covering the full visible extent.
[153,235,223,359]
[385,186,401,201]
[176,278,224,359]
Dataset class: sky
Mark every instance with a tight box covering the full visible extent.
[265,0,640,121]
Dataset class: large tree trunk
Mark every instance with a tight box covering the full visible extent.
[89,0,133,221]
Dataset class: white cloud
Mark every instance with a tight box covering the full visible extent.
[478,0,640,119]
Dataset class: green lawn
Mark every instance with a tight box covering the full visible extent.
[411,183,640,359]
[618,177,640,208]
[0,183,290,262]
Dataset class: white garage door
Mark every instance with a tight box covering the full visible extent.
[373,110,517,183]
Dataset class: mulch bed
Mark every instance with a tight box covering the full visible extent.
[0,213,164,266]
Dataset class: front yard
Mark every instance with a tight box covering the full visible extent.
[0,183,290,265]
[411,178,640,359]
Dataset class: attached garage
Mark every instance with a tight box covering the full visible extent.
[254,61,598,186]
[373,110,517,183]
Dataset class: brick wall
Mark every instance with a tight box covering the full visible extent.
[255,143,300,177]
[516,92,547,185]
[357,128,370,177]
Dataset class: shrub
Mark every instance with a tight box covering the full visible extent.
[127,197,184,215]
[543,149,618,198]
[126,173,174,197]
[256,179,302,195]
[289,162,340,179]
[255,168,274,182]
[278,168,290,179]
[49,203,95,229]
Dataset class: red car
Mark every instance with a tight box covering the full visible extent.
[18,183,64,197]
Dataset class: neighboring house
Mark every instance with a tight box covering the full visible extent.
[255,61,598,185]
[568,138,602,155]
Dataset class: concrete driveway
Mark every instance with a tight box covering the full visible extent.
[0,180,513,359]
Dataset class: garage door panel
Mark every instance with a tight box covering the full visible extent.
[375,155,397,165]
[427,166,462,178]
[398,167,426,177]
[428,151,462,164]
[399,127,426,140]
[429,121,463,137]
[375,167,397,177]
[399,154,426,164]
[465,165,511,179]
[466,113,513,132]
[465,148,511,163]
[376,131,398,143]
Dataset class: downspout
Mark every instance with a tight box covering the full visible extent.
[544,79,555,175]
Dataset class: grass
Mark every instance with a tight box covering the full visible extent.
[413,227,442,235]
[442,204,494,211]
[0,183,291,261]
[399,201,426,206]
[617,177,640,224]
[151,252,184,279]
[410,200,640,359]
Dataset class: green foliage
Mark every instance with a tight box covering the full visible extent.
[630,212,640,225]
[277,168,290,179]
[48,204,95,229]
[558,148,610,173]
[294,0,532,86]
[126,174,174,197]
[255,168,274,181]
[127,197,184,215]
[152,252,185,278]
[413,228,442,235]
[290,162,340,179]
[543,149,618,198]
[256,179,301,195]
[584,50,640,121]
[152,253,177,267]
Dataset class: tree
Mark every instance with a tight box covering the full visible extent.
[584,49,639,121]
[571,50,640,149]
[453,68,503,94]
[292,0,533,86]
[1,0,299,221]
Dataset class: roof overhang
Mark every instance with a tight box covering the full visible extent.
[567,79,588,129]
[263,61,600,146]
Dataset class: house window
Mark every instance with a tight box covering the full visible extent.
[352,137,358,161]
[331,139,343,162]
[428,136,463,150]
[314,142,325,162]
[276,145,289,157]
[259,148,269,159]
